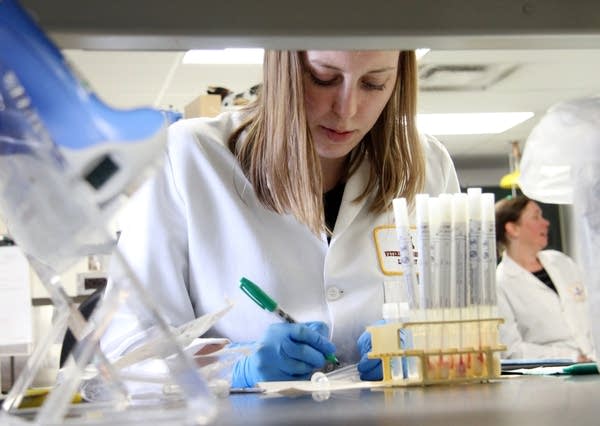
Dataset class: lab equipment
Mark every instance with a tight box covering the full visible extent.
[110,301,233,370]
[481,193,498,319]
[467,188,483,315]
[415,194,432,313]
[372,192,505,386]
[368,318,504,385]
[392,199,419,308]
[382,281,410,380]
[519,95,600,373]
[239,277,339,365]
[391,199,422,379]
[0,0,215,423]
[324,362,361,382]
[451,193,468,374]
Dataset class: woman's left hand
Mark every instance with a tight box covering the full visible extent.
[356,321,384,381]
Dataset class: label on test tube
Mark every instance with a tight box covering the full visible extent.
[467,188,482,310]
[438,194,452,310]
[415,194,431,310]
[429,197,441,311]
[481,193,497,310]
[393,198,419,310]
[451,193,468,309]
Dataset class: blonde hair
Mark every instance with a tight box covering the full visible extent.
[229,50,425,235]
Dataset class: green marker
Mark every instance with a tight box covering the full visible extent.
[562,362,599,375]
[240,277,340,365]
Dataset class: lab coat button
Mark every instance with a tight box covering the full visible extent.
[326,286,343,301]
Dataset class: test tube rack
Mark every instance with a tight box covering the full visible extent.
[367,317,506,386]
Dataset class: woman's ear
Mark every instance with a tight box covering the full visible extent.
[505,221,519,240]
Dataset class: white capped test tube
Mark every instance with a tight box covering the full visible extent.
[392,198,419,310]
[467,187,483,313]
[467,188,485,371]
[429,197,441,313]
[382,281,411,381]
[451,193,469,376]
[438,194,452,311]
[451,193,468,312]
[481,193,497,317]
[415,194,431,311]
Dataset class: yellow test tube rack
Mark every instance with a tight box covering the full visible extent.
[367,317,506,386]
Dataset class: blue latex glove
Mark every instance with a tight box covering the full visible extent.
[356,321,408,381]
[356,321,383,381]
[231,321,336,388]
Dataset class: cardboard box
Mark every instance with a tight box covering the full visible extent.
[184,94,222,118]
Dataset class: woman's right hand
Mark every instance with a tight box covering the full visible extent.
[577,353,593,363]
[231,321,336,387]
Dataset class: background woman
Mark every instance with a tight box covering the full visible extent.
[495,195,594,361]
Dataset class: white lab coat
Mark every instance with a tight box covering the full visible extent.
[497,250,594,360]
[102,110,460,364]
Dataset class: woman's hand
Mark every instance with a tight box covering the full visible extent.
[356,320,386,381]
[231,321,336,387]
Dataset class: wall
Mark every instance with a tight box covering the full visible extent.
[453,155,509,188]
[0,216,100,392]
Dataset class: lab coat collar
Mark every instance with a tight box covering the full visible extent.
[501,251,554,279]
[501,252,530,278]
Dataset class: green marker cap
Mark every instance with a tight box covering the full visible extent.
[240,277,278,312]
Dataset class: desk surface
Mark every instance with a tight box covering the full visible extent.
[2,375,598,425]
[213,375,599,426]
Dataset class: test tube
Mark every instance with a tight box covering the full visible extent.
[392,198,419,380]
[451,193,468,377]
[438,194,452,313]
[392,198,419,310]
[467,188,483,314]
[416,194,435,376]
[467,187,484,375]
[451,193,468,313]
[429,197,441,316]
[436,194,453,378]
[480,193,497,318]
[415,194,431,313]
[383,280,412,381]
[480,193,498,367]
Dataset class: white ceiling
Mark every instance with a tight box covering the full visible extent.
[63,48,600,164]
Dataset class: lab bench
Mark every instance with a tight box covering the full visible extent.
[212,375,598,426]
[4,374,597,425]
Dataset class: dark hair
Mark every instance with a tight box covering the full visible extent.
[495,195,532,251]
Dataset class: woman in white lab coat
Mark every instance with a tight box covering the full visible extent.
[102,50,460,387]
[495,195,594,360]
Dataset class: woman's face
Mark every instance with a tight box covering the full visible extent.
[514,201,550,251]
[302,50,399,162]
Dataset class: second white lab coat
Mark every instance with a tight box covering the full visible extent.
[497,250,594,360]
[102,111,460,364]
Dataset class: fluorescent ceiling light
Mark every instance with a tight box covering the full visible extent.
[417,112,534,135]
[183,48,264,65]
[183,48,428,65]
[415,48,430,60]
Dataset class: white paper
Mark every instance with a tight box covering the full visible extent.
[511,366,565,375]
[257,379,384,394]
[0,246,32,355]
